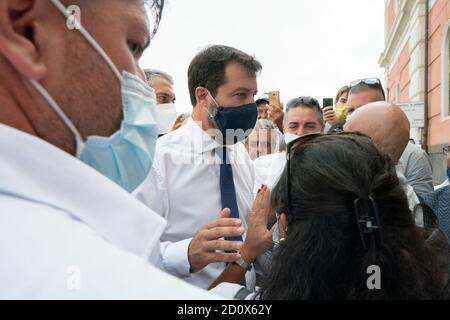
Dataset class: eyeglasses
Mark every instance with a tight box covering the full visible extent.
[349,78,386,101]
[443,145,450,155]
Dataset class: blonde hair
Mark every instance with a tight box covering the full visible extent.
[335,85,350,104]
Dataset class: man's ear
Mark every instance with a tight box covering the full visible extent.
[195,86,210,108]
[0,0,46,80]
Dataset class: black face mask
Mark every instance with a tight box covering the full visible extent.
[209,94,258,145]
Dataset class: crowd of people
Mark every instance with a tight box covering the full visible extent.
[1,0,449,300]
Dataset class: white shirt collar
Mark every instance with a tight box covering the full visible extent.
[185,117,236,154]
[0,124,166,260]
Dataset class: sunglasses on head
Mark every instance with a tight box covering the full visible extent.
[349,78,386,101]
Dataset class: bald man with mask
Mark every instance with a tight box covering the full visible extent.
[344,102,424,226]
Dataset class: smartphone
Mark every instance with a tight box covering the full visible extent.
[322,98,334,109]
[268,91,281,109]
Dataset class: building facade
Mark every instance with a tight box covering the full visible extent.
[379,0,450,185]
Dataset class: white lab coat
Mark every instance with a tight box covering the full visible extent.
[0,124,216,299]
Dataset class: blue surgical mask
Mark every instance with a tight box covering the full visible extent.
[447,167,450,180]
[29,0,158,192]
[208,93,258,145]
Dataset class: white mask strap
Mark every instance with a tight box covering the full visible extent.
[49,0,122,81]
[30,79,84,152]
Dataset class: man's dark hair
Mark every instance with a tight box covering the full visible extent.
[259,134,448,300]
[349,83,386,102]
[61,1,165,38]
[335,85,350,104]
[285,96,324,125]
[187,45,262,106]
[146,0,165,38]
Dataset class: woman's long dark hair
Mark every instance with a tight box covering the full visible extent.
[259,134,447,299]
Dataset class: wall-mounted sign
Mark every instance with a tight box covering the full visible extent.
[398,102,425,128]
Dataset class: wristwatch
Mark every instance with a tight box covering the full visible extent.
[232,257,253,272]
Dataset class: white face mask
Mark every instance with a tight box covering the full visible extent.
[284,131,323,145]
[156,103,178,135]
[284,132,301,145]
[28,0,158,192]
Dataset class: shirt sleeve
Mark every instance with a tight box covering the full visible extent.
[405,149,434,196]
[210,283,259,300]
[134,164,193,278]
[160,238,192,278]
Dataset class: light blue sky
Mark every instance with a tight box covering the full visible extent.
[141,0,385,114]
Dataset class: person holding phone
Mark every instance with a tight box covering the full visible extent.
[267,91,285,133]
[323,85,350,131]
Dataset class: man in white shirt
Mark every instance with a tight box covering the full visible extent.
[134,45,262,289]
[0,0,214,299]
[0,125,214,299]
[253,96,325,195]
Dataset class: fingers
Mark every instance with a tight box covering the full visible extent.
[202,216,242,230]
[204,239,244,251]
[269,223,277,236]
[267,104,276,111]
[259,187,271,217]
[262,186,271,201]
[323,110,335,118]
[219,208,231,219]
[258,184,271,204]
[252,185,271,223]
[204,226,245,241]
[268,104,282,113]
[207,252,241,264]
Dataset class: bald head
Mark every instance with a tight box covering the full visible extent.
[344,102,410,163]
